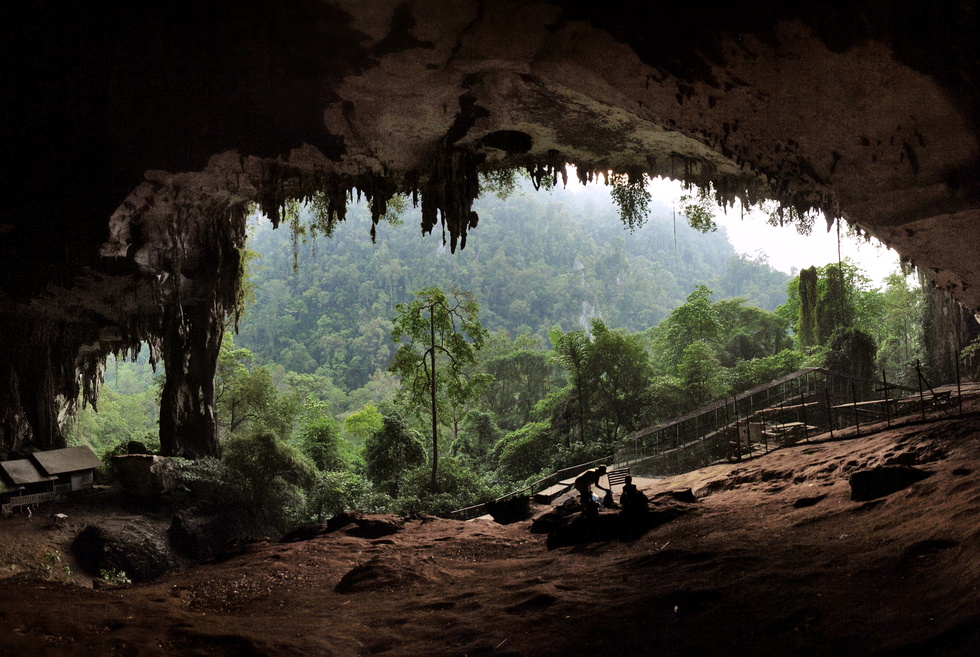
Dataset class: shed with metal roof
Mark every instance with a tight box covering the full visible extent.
[31,445,103,492]
[0,458,58,487]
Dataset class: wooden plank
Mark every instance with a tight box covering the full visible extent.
[832,400,892,408]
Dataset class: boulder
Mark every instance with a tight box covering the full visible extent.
[325,512,404,539]
[168,506,267,562]
[113,454,176,497]
[72,521,178,583]
[485,496,531,525]
[530,499,581,534]
[280,513,407,543]
[126,440,149,455]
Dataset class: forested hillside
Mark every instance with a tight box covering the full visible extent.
[238,182,789,393]
[64,176,930,528]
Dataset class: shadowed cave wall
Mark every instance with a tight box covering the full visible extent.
[1,0,978,456]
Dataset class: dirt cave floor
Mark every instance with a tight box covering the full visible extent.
[4,406,980,656]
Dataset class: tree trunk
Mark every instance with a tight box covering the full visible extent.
[430,309,438,493]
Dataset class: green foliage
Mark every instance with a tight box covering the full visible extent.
[961,335,980,381]
[344,403,383,442]
[215,332,301,442]
[587,320,656,440]
[492,421,553,483]
[64,382,159,455]
[296,404,349,472]
[98,568,131,586]
[875,271,925,385]
[609,172,652,231]
[678,340,730,408]
[756,199,819,235]
[390,286,488,492]
[305,470,366,523]
[222,430,317,531]
[170,457,239,504]
[548,318,655,449]
[395,457,496,517]
[731,349,804,393]
[797,266,819,347]
[711,253,789,312]
[92,441,146,486]
[714,298,791,366]
[43,551,73,581]
[364,415,427,497]
[825,326,878,384]
[680,184,718,233]
[478,333,559,432]
[548,326,591,445]
[644,285,808,413]
[236,182,788,392]
[479,169,520,200]
[647,375,688,423]
[648,284,722,372]
[777,260,882,350]
[453,410,504,462]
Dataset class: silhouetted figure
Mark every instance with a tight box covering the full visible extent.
[574,465,609,507]
[619,476,648,514]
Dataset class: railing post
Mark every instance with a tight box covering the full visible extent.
[825,387,835,439]
[800,382,809,443]
[882,370,891,428]
[916,359,926,422]
[851,381,861,437]
[956,354,963,416]
[734,396,742,460]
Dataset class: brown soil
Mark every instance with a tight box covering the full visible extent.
[4,405,980,656]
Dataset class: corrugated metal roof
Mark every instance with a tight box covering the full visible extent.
[32,445,103,476]
[1,459,57,485]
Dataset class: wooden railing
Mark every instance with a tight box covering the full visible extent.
[3,491,57,514]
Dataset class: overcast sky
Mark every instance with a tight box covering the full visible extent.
[646,177,903,287]
[552,172,902,288]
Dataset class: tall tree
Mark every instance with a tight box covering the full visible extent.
[549,327,591,447]
[876,271,924,384]
[587,320,656,442]
[390,286,487,492]
[549,319,654,446]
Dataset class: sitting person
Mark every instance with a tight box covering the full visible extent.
[619,475,648,514]
[574,465,609,508]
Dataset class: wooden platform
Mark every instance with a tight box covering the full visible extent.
[532,483,571,504]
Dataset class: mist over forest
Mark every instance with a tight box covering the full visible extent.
[238,181,790,393]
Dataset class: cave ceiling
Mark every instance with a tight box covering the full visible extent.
[1,0,978,452]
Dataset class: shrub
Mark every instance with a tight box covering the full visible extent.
[222,430,317,533]
[396,458,496,516]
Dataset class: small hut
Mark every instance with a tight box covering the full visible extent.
[0,458,59,515]
[1,445,103,515]
[32,445,103,492]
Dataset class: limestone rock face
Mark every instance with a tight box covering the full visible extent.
[2,1,980,453]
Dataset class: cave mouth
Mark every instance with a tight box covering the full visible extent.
[2,0,979,459]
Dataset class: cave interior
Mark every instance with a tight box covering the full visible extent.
[1,0,979,458]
